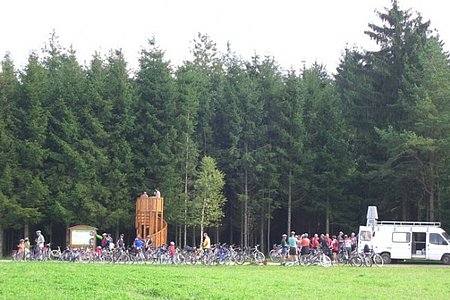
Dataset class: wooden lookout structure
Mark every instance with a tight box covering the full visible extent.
[135,195,167,247]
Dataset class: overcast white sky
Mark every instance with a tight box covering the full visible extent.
[1,0,449,73]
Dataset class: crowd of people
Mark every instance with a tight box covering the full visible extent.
[279,231,357,265]
[14,226,357,266]
[15,230,46,260]
[97,232,153,251]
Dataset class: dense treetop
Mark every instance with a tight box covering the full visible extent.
[1,1,450,255]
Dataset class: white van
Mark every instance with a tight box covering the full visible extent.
[358,206,450,265]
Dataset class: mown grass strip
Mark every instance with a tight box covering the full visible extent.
[0,261,449,299]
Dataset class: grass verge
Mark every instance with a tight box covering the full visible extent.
[0,261,449,299]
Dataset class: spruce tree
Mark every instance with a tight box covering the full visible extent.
[134,38,181,224]
[0,55,22,257]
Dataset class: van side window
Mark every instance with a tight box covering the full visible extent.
[360,231,371,241]
[430,233,448,245]
[392,232,410,243]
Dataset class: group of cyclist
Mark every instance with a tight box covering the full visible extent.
[16,229,358,265]
[97,232,153,252]
[15,230,46,260]
[279,230,357,265]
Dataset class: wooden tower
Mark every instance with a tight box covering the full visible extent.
[135,195,167,247]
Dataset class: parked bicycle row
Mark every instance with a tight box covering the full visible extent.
[11,229,382,267]
[11,243,266,266]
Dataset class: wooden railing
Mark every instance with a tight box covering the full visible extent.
[135,195,167,247]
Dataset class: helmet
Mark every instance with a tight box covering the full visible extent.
[170,241,175,245]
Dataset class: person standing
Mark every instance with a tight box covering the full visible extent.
[169,241,176,263]
[288,231,298,265]
[133,236,144,252]
[280,234,289,265]
[202,232,211,253]
[300,233,311,255]
[311,233,320,253]
[337,231,344,254]
[331,235,339,261]
[116,234,125,250]
[106,234,114,250]
[350,232,357,251]
[145,235,153,250]
[344,234,352,257]
[35,230,45,260]
[154,189,161,198]
[17,239,25,259]
[100,233,108,249]
[23,237,31,259]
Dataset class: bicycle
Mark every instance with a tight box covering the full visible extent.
[11,249,25,261]
[299,248,332,267]
[336,249,362,266]
[237,245,265,265]
[212,244,232,265]
[269,244,283,263]
[363,248,384,267]
[181,246,198,265]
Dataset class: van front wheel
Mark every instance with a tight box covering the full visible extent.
[381,253,391,264]
[441,254,450,265]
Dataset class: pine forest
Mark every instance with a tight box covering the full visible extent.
[1,1,450,256]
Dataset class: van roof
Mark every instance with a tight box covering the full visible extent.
[378,221,441,227]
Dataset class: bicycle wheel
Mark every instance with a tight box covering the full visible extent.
[350,255,363,267]
[254,251,265,264]
[299,254,310,266]
[269,250,280,263]
[363,255,372,267]
[234,253,245,265]
[223,256,232,265]
[372,253,384,267]
[184,253,195,265]
[336,252,346,265]
[319,254,332,267]
[80,252,91,263]
[50,250,61,260]
[103,254,113,263]
[60,250,71,262]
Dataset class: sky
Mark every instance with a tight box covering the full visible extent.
[1,0,450,74]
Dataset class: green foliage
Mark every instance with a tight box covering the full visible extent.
[134,38,183,224]
[193,156,226,233]
[3,1,450,255]
[335,0,450,222]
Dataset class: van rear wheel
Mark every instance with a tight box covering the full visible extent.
[381,253,391,264]
[442,254,450,265]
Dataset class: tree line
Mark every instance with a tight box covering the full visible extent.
[1,1,450,256]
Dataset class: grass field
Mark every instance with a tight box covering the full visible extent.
[1,261,449,300]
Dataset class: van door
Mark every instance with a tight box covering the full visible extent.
[411,232,426,258]
[427,232,449,261]
[390,231,411,259]
[358,226,373,252]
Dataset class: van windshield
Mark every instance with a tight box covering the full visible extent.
[443,232,450,241]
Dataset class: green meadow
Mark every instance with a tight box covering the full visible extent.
[0,261,449,300]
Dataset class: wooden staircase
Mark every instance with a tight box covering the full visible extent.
[135,195,167,247]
